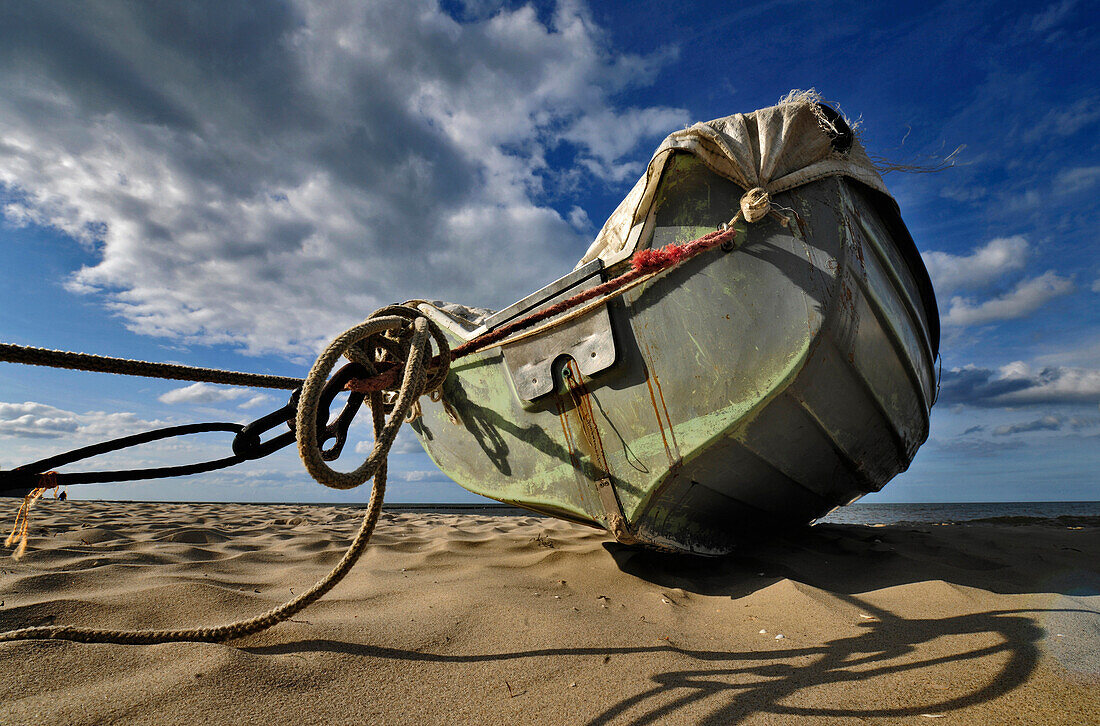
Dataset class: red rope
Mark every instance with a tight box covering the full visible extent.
[453,225,737,357]
[344,366,401,394]
[345,225,737,395]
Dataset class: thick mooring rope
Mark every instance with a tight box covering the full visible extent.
[0,343,302,389]
[0,311,442,644]
[0,189,776,645]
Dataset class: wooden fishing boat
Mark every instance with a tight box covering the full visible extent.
[409,97,940,554]
[0,96,939,558]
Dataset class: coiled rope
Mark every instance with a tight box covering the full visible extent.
[0,189,775,645]
[0,309,445,644]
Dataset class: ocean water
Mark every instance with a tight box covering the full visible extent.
[816,500,1100,526]
[380,501,1100,526]
[121,500,1100,528]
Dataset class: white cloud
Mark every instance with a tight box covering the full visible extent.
[0,2,685,356]
[1055,165,1100,194]
[940,361,1100,406]
[944,270,1074,326]
[563,105,689,182]
[1000,365,1100,405]
[993,415,1062,436]
[1093,277,1100,293]
[997,361,1031,380]
[158,382,253,405]
[921,236,1028,296]
[567,205,592,231]
[938,185,987,203]
[399,470,438,482]
[1067,415,1100,430]
[0,401,165,440]
[238,394,275,410]
[354,426,424,456]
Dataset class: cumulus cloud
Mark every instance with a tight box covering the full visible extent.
[238,394,276,410]
[933,438,1023,456]
[157,384,275,410]
[0,2,686,356]
[921,236,1028,296]
[1067,415,1100,430]
[354,427,424,456]
[944,270,1074,326]
[993,415,1062,436]
[0,401,165,440]
[567,205,592,231]
[399,470,440,482]
[158,382,254,405]
[563,105,689,181]
[154,386,273,411]
[939,361,1100,407]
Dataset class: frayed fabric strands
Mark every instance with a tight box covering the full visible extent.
[4,474,62,560]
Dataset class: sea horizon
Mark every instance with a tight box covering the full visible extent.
[58,499,1100,526]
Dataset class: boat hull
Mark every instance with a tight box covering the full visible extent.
[411,159,937,554]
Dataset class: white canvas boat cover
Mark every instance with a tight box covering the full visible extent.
[577,91,890,268]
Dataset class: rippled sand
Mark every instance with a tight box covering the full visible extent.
[1,500,1097,724]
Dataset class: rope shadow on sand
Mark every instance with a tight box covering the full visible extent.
[243,601,1097,724]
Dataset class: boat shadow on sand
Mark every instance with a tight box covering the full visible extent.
[245,522,1100,724]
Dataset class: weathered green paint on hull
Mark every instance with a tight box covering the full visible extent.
[411,154,938,554]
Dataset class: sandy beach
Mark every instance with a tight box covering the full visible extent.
[1,500,1097,725]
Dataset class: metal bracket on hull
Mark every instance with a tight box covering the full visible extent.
[490,260,617,401]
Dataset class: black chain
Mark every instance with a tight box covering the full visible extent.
[0,363,368,497]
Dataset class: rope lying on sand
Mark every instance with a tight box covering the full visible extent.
[0,191,776,645]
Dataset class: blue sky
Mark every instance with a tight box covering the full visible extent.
[1,0,1098,503]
